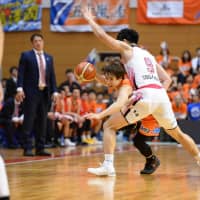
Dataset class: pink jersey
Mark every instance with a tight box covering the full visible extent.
[124,47,162,89]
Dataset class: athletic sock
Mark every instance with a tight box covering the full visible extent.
[103,154,114,167]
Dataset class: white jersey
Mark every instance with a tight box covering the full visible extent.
[124,47,162,89]
[122,47,177,129]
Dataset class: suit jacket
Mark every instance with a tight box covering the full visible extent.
[4,77,17,100]
[17,50,57,99]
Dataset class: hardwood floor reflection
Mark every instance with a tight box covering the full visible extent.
[1,143,200,200]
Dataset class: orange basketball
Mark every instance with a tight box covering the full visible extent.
[74,61,96,83]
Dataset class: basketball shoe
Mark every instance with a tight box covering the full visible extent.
[140,155,160,174]
[87,163,116,177]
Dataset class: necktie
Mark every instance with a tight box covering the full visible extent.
[37,53,46,87]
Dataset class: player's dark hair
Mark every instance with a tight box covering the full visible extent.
[116,28,139,44]
[102,62,126,79]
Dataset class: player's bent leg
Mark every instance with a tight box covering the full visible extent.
[165,126,200,163]
[0,156,10,199]
[87,112,128,177]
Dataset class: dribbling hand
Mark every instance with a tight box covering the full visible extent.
[84,113,101,120]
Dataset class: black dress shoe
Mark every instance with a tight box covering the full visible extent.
[35,150,52,156]
[23,149,34,157]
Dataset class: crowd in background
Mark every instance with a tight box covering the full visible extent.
[0,41,200,149]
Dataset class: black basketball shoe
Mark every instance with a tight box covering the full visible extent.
[140,155,160,174]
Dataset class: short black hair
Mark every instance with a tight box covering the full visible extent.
[9,66,18,74]
[65,69,73,74]
[102,62,126,79]
[117,28,139,44]
[30,33,44,42]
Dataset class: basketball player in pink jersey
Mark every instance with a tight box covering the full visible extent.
[0,23,10,200]
[81,6,200,176]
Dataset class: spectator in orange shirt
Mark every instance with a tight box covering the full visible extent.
[94,92,107,137]
[48,88,75,146]
[156,41,172,69]
[172,94,187,120]
[79,90,93,145]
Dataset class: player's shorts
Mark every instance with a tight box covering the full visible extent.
[121,87,177,130]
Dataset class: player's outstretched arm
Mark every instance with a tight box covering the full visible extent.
[85,84,132,120]
[81,6,128,53]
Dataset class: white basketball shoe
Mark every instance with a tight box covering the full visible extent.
[87,163,116,177]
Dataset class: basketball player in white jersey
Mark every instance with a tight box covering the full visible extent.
[81,6,200,176]
[0,23,10,200]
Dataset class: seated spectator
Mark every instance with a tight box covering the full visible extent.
[172,94,187,120]
[0,93,23,148]
[87,90,100,144]
[191,47,200,75]
[187,92,200,121]
[93,92,107,143]
[4,66,18,100]
[48,88,75,147]
[156,41,172,69]
[1,78,7,98]
[79,90,92,145]
[177,50,192,84]
[59,69,81,92]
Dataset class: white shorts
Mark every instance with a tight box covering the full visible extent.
[122,88,177,130]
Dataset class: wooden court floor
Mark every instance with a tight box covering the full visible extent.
[1,143,200,200]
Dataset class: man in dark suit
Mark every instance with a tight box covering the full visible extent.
[16,33,58,156]
[4,66,18,100]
